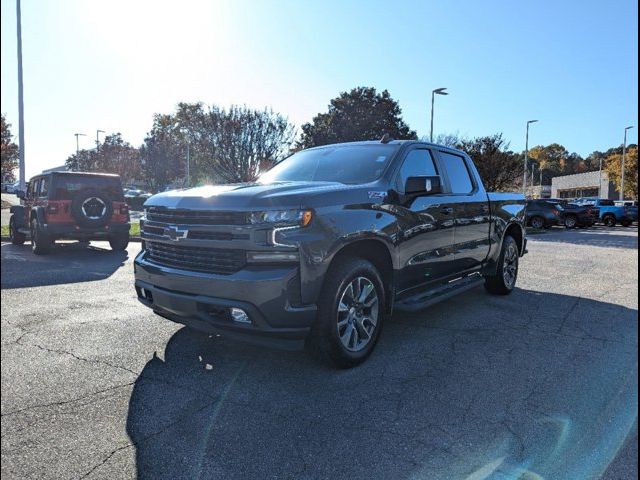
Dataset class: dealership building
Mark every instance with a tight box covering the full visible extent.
[550,170,618,200]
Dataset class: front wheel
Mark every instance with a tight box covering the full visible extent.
[109,231,129,251]
[603,215,617,227]
[9,217,26,245]
[312,258,385,368]
[564,215,578,229]
[31,219,53,255]
[484,235,519,295]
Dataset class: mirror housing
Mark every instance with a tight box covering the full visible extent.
[16,190,26,199]
[405,176,442,196]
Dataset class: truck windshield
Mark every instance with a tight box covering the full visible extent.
[260,144,400,184]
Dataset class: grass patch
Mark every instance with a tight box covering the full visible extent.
[1,222,140,238]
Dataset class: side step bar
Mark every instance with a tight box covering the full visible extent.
[394,273,485,312]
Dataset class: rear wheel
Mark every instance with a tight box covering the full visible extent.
[109,231,129,251]
[484,235,519,295]
[312,258,385,368]
[620,219,632,227]
[30,218,53,255]
[603,215,617,227]
[9,217,26,245]
[530,216,545,229]
[564,215,578,229]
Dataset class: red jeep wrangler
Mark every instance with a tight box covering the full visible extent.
[9,171,130,254]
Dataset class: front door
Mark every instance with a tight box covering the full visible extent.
[393,147,458,293]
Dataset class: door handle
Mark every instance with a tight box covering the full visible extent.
[440,207,454,215]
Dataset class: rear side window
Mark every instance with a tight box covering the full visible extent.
[398,149,438,189]
[51,175,124,201]
[599,200,615,206]
[439,151,474,194]
[39,177,49,197]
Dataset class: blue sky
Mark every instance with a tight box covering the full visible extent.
[1,0,638,177]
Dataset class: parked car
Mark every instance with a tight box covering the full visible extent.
[124,188,152,211]
[573,198,637,227]
[546,199,598,229]
[4,182,19,194]
[615,200,638,221]
[9,171,130,254]
[134,139,527,367]
[526,199,563,229]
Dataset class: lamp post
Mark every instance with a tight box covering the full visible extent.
[96,129,105,149]
[620,126,634,200]
[16,0,26,190]
[175,123,190,187]
[430,88,448,142]
[523,120,538,197]
[74,133,86,155]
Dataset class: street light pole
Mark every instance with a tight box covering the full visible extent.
[16,0,26,190]
[620,126,634,200]
[430,88,448,142]
[96,129,105,149]
[523,120,538,197]
[74,133,86,155]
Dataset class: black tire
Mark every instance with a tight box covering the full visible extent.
[530,216,545,229]
[9,217,26,245]
[603,215,617,227]
[312,258,386,368]
[484,235,519,295]
[30,218,53,255]
[564,215,578,229]
[109,231,130,251]
[70,188,114,228]
[620,219,632,227]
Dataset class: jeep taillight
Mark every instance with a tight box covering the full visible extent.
[552,209,559,215]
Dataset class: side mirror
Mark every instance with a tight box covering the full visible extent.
[405,176,442,196]
[16,190,26,199]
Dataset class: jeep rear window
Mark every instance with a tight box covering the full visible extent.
[259,144,400,184]
[51,176,124,201]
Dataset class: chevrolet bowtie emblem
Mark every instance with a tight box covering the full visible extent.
[163,225,189,241]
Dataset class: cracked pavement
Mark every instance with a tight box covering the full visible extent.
[1,226,638,479]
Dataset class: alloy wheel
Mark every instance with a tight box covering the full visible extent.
[336,276,379,352]
[502,243,518,289]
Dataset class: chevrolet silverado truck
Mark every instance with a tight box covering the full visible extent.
[134,139,527,367]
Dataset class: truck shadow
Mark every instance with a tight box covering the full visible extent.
[126,288,638,480]
[0,242,128,289]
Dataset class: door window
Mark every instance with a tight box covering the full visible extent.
[398,149,438,190]
[39,177,49,197]
[439,151,474,194]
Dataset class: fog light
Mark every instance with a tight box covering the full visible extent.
[230,308,251,324]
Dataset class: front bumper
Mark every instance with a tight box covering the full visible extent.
[134,252,317,349]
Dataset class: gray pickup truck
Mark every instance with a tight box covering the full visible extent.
[134,139,526,367]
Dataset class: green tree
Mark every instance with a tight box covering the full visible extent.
[65,133,142,184]
[140,114,186,191]
[457,134,523,191]
[527,144,584,181]
[1,114,19,183]
[298,87,417,148]
[604,146,638,200]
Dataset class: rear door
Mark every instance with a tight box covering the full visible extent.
[393,146,458,292]
[435,150,491,271]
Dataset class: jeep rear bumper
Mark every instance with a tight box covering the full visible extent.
[133,253,317,349]
[43,223,129,239]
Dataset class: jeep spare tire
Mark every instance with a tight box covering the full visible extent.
[71,189,114,228]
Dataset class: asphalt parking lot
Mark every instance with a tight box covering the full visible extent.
[1,227,638,479]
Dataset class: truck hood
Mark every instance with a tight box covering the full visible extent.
[144,181,363,210]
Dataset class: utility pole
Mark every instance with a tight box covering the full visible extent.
[430,88,448,142]
[16,0,26,190]
[620,126,634,200]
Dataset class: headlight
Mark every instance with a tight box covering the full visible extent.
[249,209,313,227]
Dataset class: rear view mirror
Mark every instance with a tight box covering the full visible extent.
[16,190,25,199]
[405,176,442,195]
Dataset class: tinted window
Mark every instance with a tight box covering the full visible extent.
[439,151,474,194]
[29,179,40,198]
[599,200,615,206]
[51,175,124,200]
[399,149,437,188]
[260,144,399,185]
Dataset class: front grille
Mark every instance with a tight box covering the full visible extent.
[141,224,249,242]
[145,241,246,275]
[146,207,249,225]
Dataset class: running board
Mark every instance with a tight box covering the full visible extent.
[394,273,485,312]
